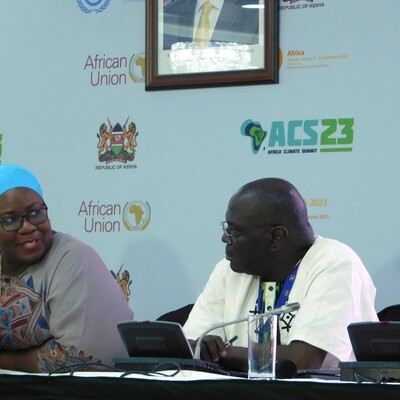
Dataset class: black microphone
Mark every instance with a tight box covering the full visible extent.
[193,302,301,359]
[275,359,298,379]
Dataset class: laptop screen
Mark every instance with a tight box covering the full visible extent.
[347,321,400,362]
[117,320,195,359]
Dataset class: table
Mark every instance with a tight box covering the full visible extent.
[0,370,399,400]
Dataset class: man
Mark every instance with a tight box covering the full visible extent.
[163,0,260,50]
[183,178,378,372]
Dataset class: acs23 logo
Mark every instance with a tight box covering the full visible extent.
[241,118,354,154]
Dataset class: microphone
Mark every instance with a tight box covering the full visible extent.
[193,302,300,360]
[275,359,298,379]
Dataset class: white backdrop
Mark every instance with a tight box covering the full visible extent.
[0,0,399,321]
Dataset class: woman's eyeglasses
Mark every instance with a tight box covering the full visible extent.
[0,205,48,232]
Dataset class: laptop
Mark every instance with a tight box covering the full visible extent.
[347,321,400,362]
[339,321,400,382]
[113,320,229,375]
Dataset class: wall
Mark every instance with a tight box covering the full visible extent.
[0,0,399,320]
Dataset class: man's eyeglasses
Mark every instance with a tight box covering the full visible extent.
[0,205,49,232]
[221,221,275,245]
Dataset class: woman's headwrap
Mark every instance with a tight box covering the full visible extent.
[0,164,43,197]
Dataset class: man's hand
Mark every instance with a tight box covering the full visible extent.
[188,337,327,373]
[277,341,327,370]
[189,335,227,362]
[219,341,327,372]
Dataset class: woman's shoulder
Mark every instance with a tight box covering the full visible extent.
[52,232,94,252]
[47,232,102,268]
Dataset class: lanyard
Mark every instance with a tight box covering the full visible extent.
[257,259,301,313]
[275,259,301,308]
[256,281,266,314]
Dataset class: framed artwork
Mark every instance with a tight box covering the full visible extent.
[145,0,279,90]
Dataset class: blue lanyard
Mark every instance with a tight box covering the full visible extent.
[275,259,301,308]
[257,259,301,313]
[256,281,266,314]
[254,260,301,343]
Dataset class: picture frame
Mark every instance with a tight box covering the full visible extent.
[145,0,279,91]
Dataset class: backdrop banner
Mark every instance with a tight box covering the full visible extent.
[0,0,399,320]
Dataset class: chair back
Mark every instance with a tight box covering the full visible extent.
[157,304,194,327]
[377,304,400,321]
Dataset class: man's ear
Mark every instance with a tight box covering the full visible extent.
[270,226,289,251]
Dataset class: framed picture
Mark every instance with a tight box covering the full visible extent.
[145,0,279,91]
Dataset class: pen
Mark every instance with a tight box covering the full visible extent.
[224,335,239,349]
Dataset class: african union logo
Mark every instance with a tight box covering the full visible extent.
[97,116,139,165]
[123,200,151,231]
[129,52,146,83]
[77,0,110,14]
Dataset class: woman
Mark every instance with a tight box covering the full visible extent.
[0,164,133,372]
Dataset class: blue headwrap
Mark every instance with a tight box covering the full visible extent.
[0,164,43,197]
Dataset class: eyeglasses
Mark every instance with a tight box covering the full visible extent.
[0,205,49,232]
[221,221,275,245]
